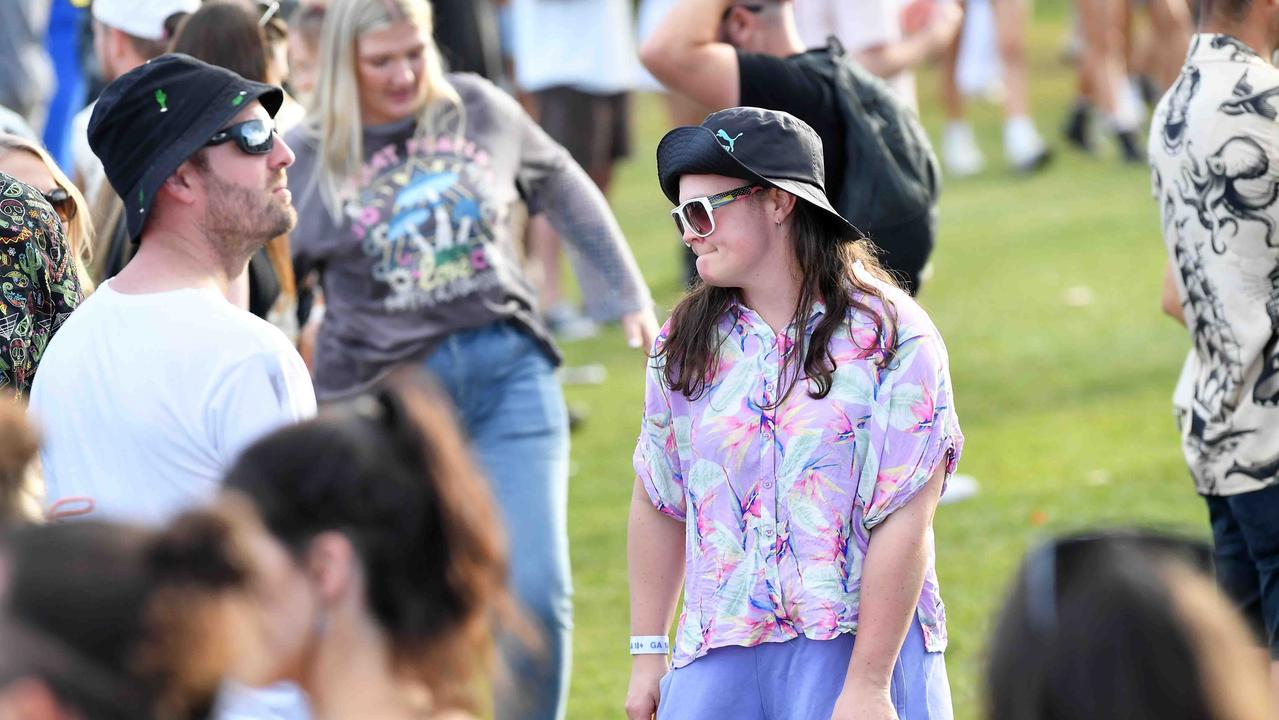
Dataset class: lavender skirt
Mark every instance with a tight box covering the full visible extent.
[656,619,952,720]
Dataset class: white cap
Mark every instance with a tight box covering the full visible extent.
[91,0,202,41]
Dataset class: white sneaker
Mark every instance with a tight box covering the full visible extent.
[1004,116,1052,173]
[943,121,986,178]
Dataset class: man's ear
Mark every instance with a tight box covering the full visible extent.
[721,6,754,46]
[160,161,204,207]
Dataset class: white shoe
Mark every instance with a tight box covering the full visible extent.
[943,122,986,178]
[1004,116,1052,173]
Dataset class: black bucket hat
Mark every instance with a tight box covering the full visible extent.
[88,53,284,240]
[656,106,857,234]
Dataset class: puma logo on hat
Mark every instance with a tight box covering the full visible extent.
[716,129,743,153]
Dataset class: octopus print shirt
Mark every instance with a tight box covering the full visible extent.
[1150,34,1279,495]
[287,73,651,400]
[633,283,963,668]
[0,171,81,396]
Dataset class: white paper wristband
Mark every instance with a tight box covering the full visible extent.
[630,635,670,655]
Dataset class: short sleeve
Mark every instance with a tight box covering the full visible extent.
[632,333,687,521]
[208,348,318,464]
[856,330,962,530]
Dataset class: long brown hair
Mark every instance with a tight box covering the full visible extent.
[659,195,899,407]
[223,369,518,714]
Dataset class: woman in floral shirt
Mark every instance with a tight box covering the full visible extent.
[626,108,962,720]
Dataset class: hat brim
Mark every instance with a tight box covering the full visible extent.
[656,125,859,236]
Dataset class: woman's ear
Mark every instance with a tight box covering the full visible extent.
[769,188,798,224]
[305,531,356,605]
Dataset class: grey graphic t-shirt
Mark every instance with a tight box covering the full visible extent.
[1150,34,1279,495]
[287,73,650,400]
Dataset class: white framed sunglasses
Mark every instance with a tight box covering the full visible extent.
[671,183,764,238]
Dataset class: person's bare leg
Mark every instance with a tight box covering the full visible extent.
[1146,0,1192,91]
[1078,0,1124,119]
[993,0,1030,119]
[940,28,965,121]
[994,0,1049,169]
[1078,0,1143,159]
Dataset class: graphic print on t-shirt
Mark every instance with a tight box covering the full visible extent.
[348,135,503,312]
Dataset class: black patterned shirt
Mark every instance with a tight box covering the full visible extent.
[0,172,81,397]
[1150,34,1279,495]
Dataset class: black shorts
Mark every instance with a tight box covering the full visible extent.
[534,86,632,171]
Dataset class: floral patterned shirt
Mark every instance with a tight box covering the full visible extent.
[0,172,81,396]
[634,285,962,668]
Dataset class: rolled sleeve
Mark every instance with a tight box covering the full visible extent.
[632,341,686,521]
[857,331,963,530]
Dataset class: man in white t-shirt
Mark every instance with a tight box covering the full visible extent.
[30,54,316,529]
[71,0,199,199]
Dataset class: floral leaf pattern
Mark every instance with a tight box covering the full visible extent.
[633,290,963,667]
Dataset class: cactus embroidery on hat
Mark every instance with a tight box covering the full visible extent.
[716,129,743,153]
[232,91,247,107]
[155,89,168,113]
[138,189,145,212]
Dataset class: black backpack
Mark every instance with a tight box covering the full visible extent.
[791,37,941,245]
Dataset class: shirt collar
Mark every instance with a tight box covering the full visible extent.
[1189,33,1266,65]
[728,296,827,334]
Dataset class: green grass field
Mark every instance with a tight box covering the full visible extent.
[556,2,1204,717]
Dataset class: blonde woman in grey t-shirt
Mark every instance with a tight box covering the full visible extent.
[285,1,658,718]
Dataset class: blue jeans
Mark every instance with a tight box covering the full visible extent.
[424,322,572,720]
[1206,482,1279,658]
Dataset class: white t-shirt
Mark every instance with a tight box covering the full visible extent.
[29,279,317,525]
[508,0,639,94]
[792,0,918,110]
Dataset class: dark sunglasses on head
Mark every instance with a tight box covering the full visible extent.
[671,183,763,238]
[42,187,76,224]
[1022,529,1213,639]
[206,118,276,155]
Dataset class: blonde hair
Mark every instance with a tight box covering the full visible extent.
[310,0,462,220]
[0,134,96,294]
[1165,562,1276,720]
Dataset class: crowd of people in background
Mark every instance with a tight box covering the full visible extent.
[0,0,1274,719]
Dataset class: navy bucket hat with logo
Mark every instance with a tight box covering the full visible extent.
[656,106,857,235]
[88,53,284,240]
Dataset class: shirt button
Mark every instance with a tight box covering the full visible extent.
[762,430,772,440]
[763,481,774,490]
[764,527,775,537]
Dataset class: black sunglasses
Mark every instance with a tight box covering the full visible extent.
[1022,529,1213,638]
[206,118,276,155]
[42,187,76,223]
